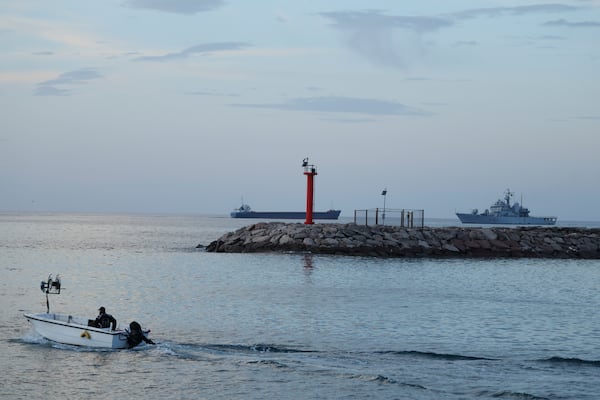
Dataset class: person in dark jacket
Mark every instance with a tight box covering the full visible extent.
[94,306,117,330]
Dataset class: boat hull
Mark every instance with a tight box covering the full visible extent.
[230,210,341,220]
[456,213,557,225]
[24,313,147,349]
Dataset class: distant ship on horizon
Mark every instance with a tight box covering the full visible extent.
[230,203,341,220]
[456,189,557,225]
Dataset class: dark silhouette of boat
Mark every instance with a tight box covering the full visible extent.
[230,204,341,220]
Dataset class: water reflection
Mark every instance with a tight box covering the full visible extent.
[302,254,314,284]
[303,254,314,270]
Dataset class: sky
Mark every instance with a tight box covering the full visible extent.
[1,0,599,220]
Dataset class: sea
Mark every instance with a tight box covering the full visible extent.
[1,212,600,400]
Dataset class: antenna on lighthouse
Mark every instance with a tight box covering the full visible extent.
[302,157,317,224]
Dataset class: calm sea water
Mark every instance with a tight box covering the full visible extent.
[2,213,600,399]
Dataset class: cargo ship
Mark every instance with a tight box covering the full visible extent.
[456,189,557,225]
[230,204,341,220]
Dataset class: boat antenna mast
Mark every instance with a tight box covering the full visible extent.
[40,274,62,313]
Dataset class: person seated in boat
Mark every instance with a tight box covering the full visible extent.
[94,306,117,330]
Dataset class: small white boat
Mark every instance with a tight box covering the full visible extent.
[25,275,153,349]
[24,313,149,349]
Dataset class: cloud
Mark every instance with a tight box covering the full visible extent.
[321,117,377,124]
[3,16,108,50]
[454,40,478,46]
[537,35,566,40]
[404,77,432,81]
[319,5,582,68]
[34,86,71,96]
[124,0,226,14]
[320,10,452,33]
[38,68,102,86]
[543,18,600,27]
[231,96,432,116]
[450,4,579,19]
[186,90,239,97]
[275,11,289,23]
[35,68,102,96]
[132,42,251,62]
[319,10,452,69]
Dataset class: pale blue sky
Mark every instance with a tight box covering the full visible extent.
[1,0,599,220]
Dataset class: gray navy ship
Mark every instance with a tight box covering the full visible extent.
[456,189,557,225]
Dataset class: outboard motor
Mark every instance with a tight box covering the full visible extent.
[126,321,154,348]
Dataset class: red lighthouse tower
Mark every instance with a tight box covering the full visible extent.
[302,158,317,225]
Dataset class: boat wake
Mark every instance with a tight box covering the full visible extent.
[475,390,551,400]
[202,343,314,354]
[539,356,600,367]
[22,330,600,373]
[147,341,600,366]
[375,350,497,361]
[149,342,313,362]
[50,339,594,399]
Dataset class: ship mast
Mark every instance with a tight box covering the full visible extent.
[504,189,514,207]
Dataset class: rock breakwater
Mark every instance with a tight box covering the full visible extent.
[203,222,600,258]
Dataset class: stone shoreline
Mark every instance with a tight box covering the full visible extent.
[203,222,600,259]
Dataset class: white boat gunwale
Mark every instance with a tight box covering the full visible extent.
[24,312,128,337]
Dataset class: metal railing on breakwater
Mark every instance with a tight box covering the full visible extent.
[353,208,424,229]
